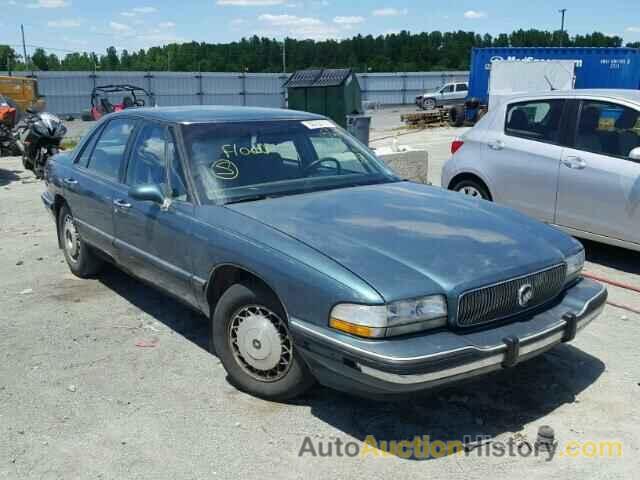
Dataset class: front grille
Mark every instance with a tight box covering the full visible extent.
[456,264,567,327]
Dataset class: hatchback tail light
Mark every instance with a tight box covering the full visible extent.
[451,139,464,155]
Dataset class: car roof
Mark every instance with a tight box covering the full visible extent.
[112,105,326,124]
[501,89,640,105]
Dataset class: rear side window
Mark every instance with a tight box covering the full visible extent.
[505,99,565,144]
[456,84,468,92]
[575,100,640,159]
[87,118,136,180]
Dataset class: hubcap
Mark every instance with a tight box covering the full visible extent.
[63,215,80,263]
[229,305,293,382]
[459,186,483,198]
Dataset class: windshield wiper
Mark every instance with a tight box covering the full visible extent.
[224,194,271,205]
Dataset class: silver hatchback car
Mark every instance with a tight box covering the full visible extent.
[442,89,640,252]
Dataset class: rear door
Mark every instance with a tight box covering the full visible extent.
[482,98,566,223]
[556,99,640,245]
[63,117,136,257]
[113,121,196,304]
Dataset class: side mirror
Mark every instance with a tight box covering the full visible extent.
[128,184,165,204]
[629,147,640,161]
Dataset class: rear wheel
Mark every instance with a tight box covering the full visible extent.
[452,178,491,201]
[212,283,314,401]
[58,205,103,278]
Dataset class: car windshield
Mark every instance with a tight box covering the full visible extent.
[182,119,399,204]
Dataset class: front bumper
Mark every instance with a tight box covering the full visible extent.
[41,190,56,219]
[291,278,606,398]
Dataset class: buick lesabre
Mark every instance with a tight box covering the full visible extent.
[42,106,607,400]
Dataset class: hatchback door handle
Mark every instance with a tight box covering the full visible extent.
[488,140,504,151]
[63,177,78,185]
[113,199,132,209]
[562,156,587,169]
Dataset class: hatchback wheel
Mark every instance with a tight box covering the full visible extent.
[452,179,491,201]
[212,283,314,401]
[58,205,103,278]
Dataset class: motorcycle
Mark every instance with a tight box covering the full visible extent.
[0,95,21,157]
[15,109,67,179]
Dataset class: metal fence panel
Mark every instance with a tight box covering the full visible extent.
[0,70,469,114]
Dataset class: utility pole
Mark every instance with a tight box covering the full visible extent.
[282,38,286,73]
[559,9,567,46]
[21,24,29,74]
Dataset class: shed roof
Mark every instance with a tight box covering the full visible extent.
[284,68,353,88]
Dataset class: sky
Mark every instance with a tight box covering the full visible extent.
[0,0,639,56]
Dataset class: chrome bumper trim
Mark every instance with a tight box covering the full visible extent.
[357,300,604,385]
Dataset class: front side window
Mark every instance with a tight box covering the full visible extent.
[126,122,167,187]
[575,100,640,158]
[87,118,136,180]
[505,99,565,144]
[440,85,454,93]
[182,120,398,204]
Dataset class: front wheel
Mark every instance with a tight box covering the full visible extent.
[422,98,436,110]
[212,283,314,401]
[452,178,492,201]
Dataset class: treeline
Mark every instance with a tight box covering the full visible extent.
[2,29,639,73]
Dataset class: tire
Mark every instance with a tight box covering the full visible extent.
[451,178,492,201]
[449,105,465,127]
[58,205,103,278]
[422,97,436,110]
[211,283,314,401]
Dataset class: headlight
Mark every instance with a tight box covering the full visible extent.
[565,249,585,282]
[329,295,448,338]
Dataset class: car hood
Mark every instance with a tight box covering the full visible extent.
[226,182,578,301]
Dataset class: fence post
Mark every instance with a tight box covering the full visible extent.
[280,74,288,108]
[196,72,203,105]
[401,73,408,105]
[239,72,247,106]
[144,72,155,105]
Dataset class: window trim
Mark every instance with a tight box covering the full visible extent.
[166,126,193,203]
[82,117,138,183]
[571,99,640,161]
[503,98,567,146]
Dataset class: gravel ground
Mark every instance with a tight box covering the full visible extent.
[1,107,639,479]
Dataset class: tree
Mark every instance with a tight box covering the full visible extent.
[32,48,49,71]
[0,45,19,71]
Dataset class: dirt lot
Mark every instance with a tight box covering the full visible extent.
[1,109,639,479]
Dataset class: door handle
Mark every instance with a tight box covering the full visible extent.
[63,177,78,185]
[562,156,587,169]
[488,140,504,151]
[113,199,132,209]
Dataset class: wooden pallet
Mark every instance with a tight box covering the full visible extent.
[401,109,449,128]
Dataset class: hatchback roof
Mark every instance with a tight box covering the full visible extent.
[113,105,325,124]
[501,89,640,104]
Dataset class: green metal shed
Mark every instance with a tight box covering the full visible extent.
[284,68,362,128]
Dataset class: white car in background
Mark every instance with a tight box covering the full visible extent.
[442,89,640,252]
[415,82,469,110]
